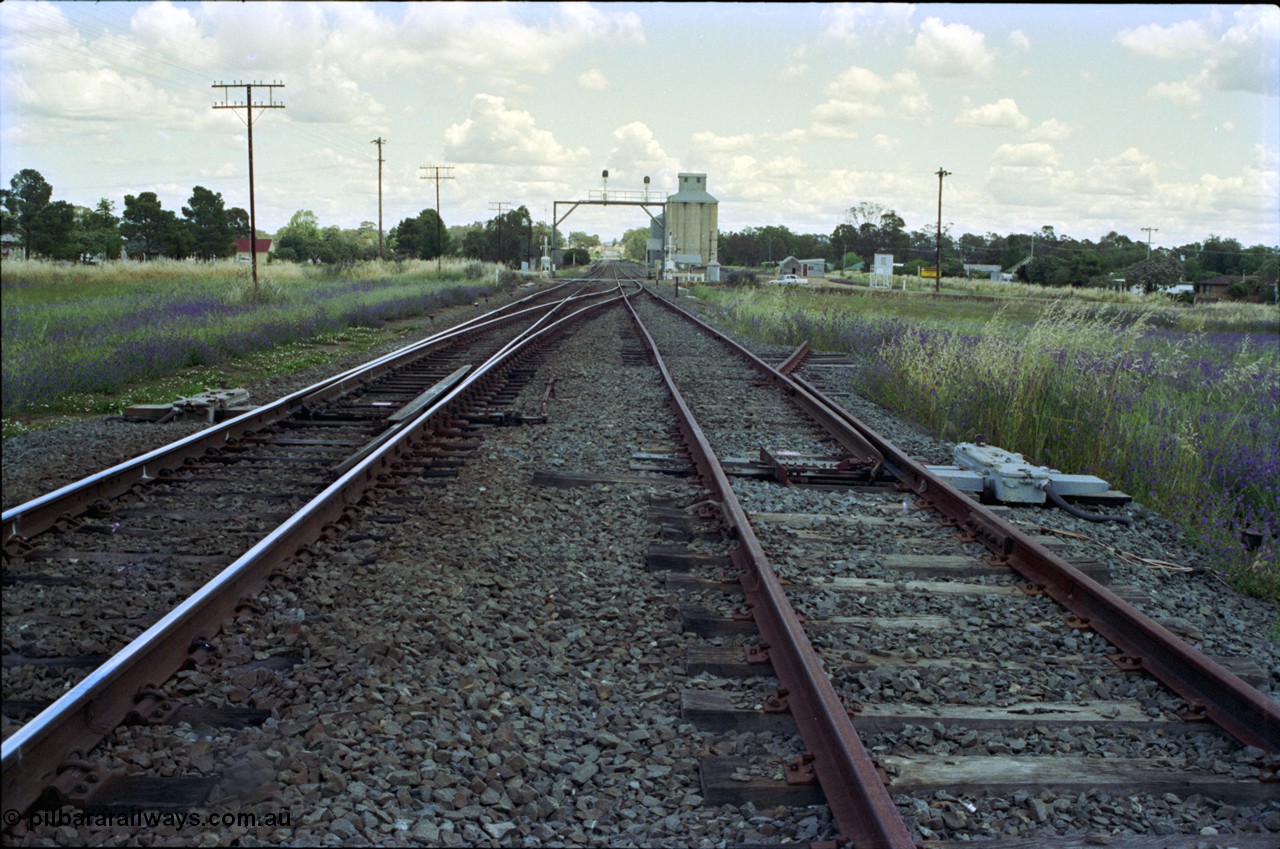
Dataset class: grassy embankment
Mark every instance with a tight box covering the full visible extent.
[693,279,1280,606]
[2,258,505,437]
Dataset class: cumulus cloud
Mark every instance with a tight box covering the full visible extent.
[403,3,644,78]
[1116,18,1215,59]
[820,3,915,46]
[908,17,995,77]
[1008,29,1030,51]
[444,93,590,167]
[1136,7,1279,108]
[1026,118,1072,142]
[992,142,1061,168]
[956,97,1029,130]
[607,122,676,176]
[578,69,609,91]
[1081,147,1159,196]
[812,66,929,131]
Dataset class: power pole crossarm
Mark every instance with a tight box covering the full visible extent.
[212,81,285,296]
[1142,226,1158,258]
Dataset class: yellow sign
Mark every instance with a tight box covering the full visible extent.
[920,267,938,278]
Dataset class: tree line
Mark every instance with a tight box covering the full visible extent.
[0,169,599,268]
[0,169,249,262]
[5,170,1274,294]
[709,202,1277,293]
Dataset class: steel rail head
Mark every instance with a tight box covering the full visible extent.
[1,291,625,818]
[620,295,916,849]
[777,341,812,376]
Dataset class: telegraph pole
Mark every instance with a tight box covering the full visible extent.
[935,167,951,293]
[372,137,386,260]
[212,80,285,297]
[489,201,511,266]
[420,165,455,272]
[1142,226,1158,258]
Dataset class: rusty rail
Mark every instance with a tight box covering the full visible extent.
[622,293,915,848]
[660,302,1280,754]
[1,291,624,817]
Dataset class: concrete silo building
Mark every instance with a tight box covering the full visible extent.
[646,173,719,269]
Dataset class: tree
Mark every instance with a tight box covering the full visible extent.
[1123,254,1184,293]
[317,226,361,265]
[275,210,322,263]
[1,169,54,259]
[483,205,533,266]
[568,231,600,248]
[121,192,171,260]
[620,226,648,262]
[183,186,236,260]
[74,198,122,261]
[31,200,78,260]
[390,208,448,260]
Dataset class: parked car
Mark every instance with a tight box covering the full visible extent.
[768,274,804,285]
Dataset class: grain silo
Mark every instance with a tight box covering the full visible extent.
[665,173,718,267]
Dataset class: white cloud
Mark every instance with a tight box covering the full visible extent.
[873,133,898,153]
[992,142,1061,168]
[1081,147,1159,196]
[607,122,676,177]
[444,94,590,167]
[820,3,915,46]
[1026,119,1072,142]
[1116,18,1215,60]
[578,69,609,91]
[1204,5,1280,95]
[812,66,929,131]
[1008,29,1030,51]
[402,3,644,78]
[907,17,995,77]
[956,97,1029,130]
[1135,7,1279,110]
[1149,78,1203,108]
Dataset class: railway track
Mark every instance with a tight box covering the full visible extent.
[2,262,1276,847]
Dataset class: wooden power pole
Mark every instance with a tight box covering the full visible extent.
[212,80,285,297]
[420,165,455,272]
[372,137,386,260]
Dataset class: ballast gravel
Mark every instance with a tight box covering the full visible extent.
[3,284,1276,846]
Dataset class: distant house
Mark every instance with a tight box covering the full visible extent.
[778,256,826,277]
[799,258,825,277]
[234,237,273,262]
[1195,274,1239,298]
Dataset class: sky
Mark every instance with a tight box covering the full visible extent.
[1,2,1277,251]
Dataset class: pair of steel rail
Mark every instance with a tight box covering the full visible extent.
[1,281,631,817]
[632,285,1278,848]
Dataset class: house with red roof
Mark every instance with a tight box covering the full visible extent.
[233,237,273,263]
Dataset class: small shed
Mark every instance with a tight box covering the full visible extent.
[778,256,801,276]
[799,258,825,277]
